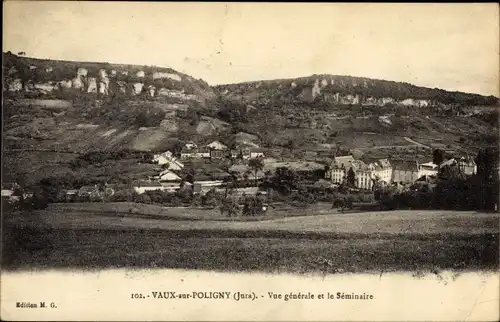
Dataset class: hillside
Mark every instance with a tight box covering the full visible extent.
[212,74,498,158]
[2,53,499,188]
[215,74,498,107]
[3,52,215,102]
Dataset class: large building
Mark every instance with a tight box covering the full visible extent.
[439,157,477,176]
[391,160,420,184]
[327,156,392,190]
[370,158,393,184]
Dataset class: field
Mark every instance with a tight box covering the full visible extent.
[2,203,498,273]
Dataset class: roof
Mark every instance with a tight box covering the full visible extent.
[376,158,391,168]
[419,161,438,169]
[268,161,325,172]
[193,176,226,183]
[181,148,210,154]
[458,157,476,165]
[134,181,163,187]
[154,151,173,159]
[415,175,437,183]
[79,185,98,193]
[331,155,355,168]
[159,170,182,181]
[206,140,227,150]
[160,168,181,176]
[439,158,457,168]
[391,160,419,172]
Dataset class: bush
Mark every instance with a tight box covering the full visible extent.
[112,191,138,202]
[202,189,221,207]
[241,195,264,216]
[135,193,152,204]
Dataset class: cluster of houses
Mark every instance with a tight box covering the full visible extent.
[134,140,256,196]
[326,154,477,190]
[2,139,480,204]
[179,140,266,160]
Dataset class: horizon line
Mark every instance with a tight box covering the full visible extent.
[4,51,498,98]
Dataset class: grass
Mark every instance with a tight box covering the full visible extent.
[2,204,498,273]
[31,202,337,222]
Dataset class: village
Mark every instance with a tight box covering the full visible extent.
[2,136,480,213]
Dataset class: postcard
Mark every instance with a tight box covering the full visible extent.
[2,2,499,321]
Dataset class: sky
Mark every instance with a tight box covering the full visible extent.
[3,2,499,96]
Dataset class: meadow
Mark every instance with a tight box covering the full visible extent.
[2,203,498,273]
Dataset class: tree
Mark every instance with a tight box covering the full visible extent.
[270,167,299,195]
[333,198,346,213]
[185,168,196,184]
[248,158,264,186]
[433,149,445,166]
[135,107,166,127]
[475,147,500,211]
[223,170,239,198]
[242,195,264,216]
[285,139,296,153]
[346,168,356,187]
[185,106,201,125]
[220,197,239,217]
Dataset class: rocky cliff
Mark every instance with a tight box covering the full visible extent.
[216,74,498,108]
[2,52,216,103]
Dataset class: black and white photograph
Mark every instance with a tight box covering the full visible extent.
[1,2,499,321]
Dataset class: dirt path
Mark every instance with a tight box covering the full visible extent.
[403,137,431,149]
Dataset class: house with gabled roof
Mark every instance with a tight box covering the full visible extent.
[153,150,174,164]
[158,169,182,182]
[369,158,393,184]
[206,140,227,150]
[457,156,477,175]
[418,161,438,178]
[326,155,355,182]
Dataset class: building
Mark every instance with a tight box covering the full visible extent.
[184,141,198,150]
[206,140,227,150]
[418,161,438,178]
[457,157,477,175]
[241,148,251,160]
[78,185,101,198]
[153,151,174,165]
[158,169,182,182]
[327,155,356,184]
[134,182,166,194]
[153,151,185,170]
[1,189,14,198]
[250,148,266,159]
[64,189,79,201]
[180,148,210,159]
[327,155,375,190]
[193,176,225,195]
[438,157,476,177]
[370,158,393,184]
[391,160,420,184]
[1,188,19,202]
[352,163,374,190]
[210,149,225,159]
